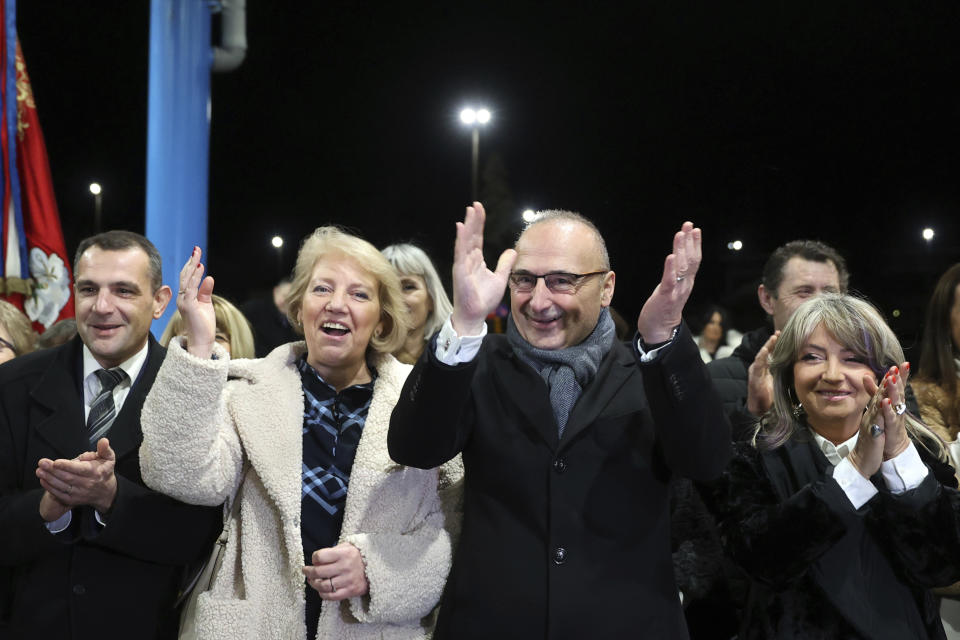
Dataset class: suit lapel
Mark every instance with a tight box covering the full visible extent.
[32,338,87,458]
[231,345,304,523]
[492,345,560,450]
[109,336,166,460]
[561,342,636,446]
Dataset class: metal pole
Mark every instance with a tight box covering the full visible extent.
[145,0,212,336]
[93,193,102,233]
[471,127,479,201]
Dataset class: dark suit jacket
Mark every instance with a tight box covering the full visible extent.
[711,437,960,639]
[388,323,731,639]
[0,336,222,640]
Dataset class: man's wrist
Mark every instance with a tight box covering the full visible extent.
[451,312,486,338]
[93,476,118,514]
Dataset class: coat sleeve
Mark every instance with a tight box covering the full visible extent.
[80,473,223,565]
[139,339,245,507]
[0,424,62,566]
[709,443,849,589]
[637,323,732,482]
[867,446,960,588]
[343,456,464,624]
[387,342,478,469]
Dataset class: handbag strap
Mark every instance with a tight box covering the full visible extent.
[220,462,249,541]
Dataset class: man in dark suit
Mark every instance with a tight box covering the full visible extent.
[0,231,222,639]
[388,204,731,638]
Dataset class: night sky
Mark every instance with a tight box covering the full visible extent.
[16,2,960,353]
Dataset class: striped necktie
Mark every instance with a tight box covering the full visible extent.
[87,368,128,448]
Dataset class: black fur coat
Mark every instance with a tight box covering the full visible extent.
[709,435,960,640]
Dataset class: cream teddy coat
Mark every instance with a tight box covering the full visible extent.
[140,340,461,640]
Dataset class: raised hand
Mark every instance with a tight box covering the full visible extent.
[177,246,217,359]
[747,331,780,416]
[302,542,369,601]
[637,222,702,343]
[450,202,517,335]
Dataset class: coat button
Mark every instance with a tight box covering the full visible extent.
[72,584,86,595]
[553,547,567,565]
[552,458,567,473]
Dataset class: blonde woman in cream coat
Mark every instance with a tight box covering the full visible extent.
[140,229,461,640]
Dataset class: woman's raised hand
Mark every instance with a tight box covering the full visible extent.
[177,246,217,359]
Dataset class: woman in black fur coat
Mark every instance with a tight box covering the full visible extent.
[711,293,960,640]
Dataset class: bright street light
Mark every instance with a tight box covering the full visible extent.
[922,227,935,241]
[460,105,492,200]
[522,209,537,223]
[271,235,283,248]
[727,240,743,251]
[89,182,103,232]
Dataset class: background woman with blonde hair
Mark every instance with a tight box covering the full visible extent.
[0,299,37,364]
[713,292,960,639]
[160,293,256,359]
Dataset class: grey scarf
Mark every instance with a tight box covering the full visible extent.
[507,308,616,437]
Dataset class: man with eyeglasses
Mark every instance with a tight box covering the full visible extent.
[389,203,730,639]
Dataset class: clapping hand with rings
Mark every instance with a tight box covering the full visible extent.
[302,542,369,602]
[848,362,911,479]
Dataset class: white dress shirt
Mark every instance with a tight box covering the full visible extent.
[812,428,930,509]
[46,341,150,533]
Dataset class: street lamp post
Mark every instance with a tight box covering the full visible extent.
[460,106,491,201]
[271,235,284,279]
[89,182,102,232]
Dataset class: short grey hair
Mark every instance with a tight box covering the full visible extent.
[382,243,453,342]
[520,210,610,271]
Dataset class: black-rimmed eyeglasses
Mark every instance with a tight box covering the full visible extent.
[508,270,607,294]
[0,336,17,356]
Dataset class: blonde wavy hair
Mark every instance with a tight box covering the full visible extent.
[0,299,37,357]
[286,227,409,357]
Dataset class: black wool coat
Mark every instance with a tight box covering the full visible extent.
[389,323,731,639]
[0,336,222,640]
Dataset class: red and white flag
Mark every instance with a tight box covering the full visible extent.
[1,3,73,331]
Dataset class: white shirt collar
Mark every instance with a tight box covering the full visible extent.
[82,340,150,403]
[809,427,859,467]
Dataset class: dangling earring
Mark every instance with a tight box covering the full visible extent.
[792,402,804,420]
